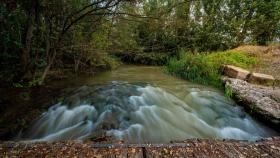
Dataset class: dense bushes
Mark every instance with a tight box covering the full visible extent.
[115,52,170,66]
[167,50,258,87]
[61,50,121,72]
[89,55,121,70]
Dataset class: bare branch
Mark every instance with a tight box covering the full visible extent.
[60,0,122,39]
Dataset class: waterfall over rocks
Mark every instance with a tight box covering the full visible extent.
[19,82,276,143]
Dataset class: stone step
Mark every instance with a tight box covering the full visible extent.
[223,65,275,86]
[248,73,275,86]
[223,65,250,80]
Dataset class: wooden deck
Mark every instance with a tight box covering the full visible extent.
[1,137,280,157]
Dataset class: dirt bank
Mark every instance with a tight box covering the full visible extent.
[234,45,280,85]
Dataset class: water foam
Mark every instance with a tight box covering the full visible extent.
[19,83,276,142]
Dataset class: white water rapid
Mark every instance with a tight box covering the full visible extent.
[18,66,277,143]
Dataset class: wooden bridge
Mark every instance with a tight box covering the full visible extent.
[1,137,280,157]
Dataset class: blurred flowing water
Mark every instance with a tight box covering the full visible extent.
[19,66,277,143]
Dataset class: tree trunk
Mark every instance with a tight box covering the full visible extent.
[39,64,51,85]
[18,0,39,82]
[39,46,57,85]
[20,18,34,80]
[74,55,81,73]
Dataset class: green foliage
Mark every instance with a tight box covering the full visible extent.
[27,77,43,87]
[250,0,280,45]
[13,77,42,88]
[167,52,221,87]
[89,55,121,70]
[19,92,30,101]
[124,0,280,53]
[0,3,27,75]
[207,51,258,69]
[115,52,170,66]
[167,50,258,87]
[225,85,233,99]
[1,0,280,85]
[13,83,24,88]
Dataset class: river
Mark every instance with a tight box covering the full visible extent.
[19,66,277,143]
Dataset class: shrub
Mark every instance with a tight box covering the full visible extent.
[115,52,170,66]
[89,55,121,70]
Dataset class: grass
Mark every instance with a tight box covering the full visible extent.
[166,50,258,88]
[207,50,258,68]
[224,85,233,99]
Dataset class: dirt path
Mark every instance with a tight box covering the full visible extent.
[1,137,280,157]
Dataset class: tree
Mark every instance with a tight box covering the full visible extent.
[1,0,127,84]
[1,0,280,86]
[250,0,280,45]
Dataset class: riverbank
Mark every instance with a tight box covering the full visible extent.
[166,45,280,87]
[1,137,280,157]
[0,70,100,140]
[166,45,280,132]
[224,77,280,129]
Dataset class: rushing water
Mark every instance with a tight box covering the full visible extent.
[19,66,277,143]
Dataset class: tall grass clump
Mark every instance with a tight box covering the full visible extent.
[167,50,258,87]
